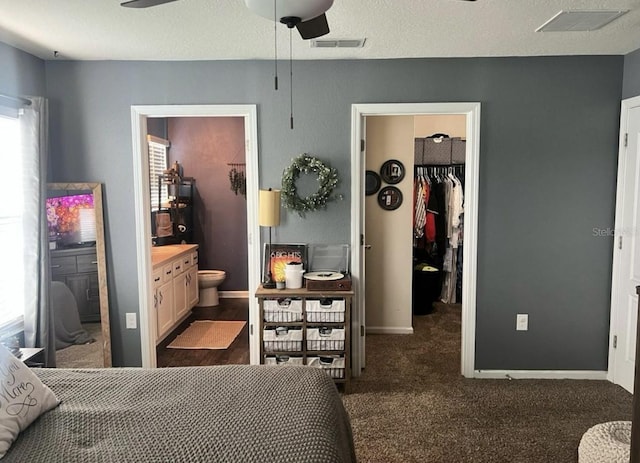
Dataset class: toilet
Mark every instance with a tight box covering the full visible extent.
[197,270,226,307]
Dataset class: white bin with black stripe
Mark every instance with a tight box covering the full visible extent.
[263,298,303,322]
[306,298,345,323]
[264,355,305,366]
[306,327,345,351]
[263,327,303,352]
[307,355,345,379]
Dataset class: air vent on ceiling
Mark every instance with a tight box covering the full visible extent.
[311,39,366,48]
[536,10,628,32]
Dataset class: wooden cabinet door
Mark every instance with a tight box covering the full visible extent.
[156,281,174,339]
[186,265,199,308]
[174,272,189,321]
[65,273,101,323]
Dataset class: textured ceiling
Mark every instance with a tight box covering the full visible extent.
[0,0,639,61]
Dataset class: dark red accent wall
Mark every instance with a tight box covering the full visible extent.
[167,117,247,291]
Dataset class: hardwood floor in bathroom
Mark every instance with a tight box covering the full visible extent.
[156,298,250,367]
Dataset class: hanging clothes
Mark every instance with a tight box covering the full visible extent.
[413,174,427,240]
[413,164,465,305]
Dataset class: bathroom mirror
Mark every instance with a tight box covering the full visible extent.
[47,182,111,367]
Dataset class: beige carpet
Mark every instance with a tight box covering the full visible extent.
[167,320,246,350]
[56,322,103,368]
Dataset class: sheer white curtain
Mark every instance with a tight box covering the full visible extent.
[21,96,54,366]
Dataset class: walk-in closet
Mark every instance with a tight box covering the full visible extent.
[364,114,466,339]
[412,128,466,314]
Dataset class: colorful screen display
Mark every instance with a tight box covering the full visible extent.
[46,194,96,246]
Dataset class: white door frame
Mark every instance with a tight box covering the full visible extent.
[607,95,640,390]
[130,104,260,368]
[350,102,481,378]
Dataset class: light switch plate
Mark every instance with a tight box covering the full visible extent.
[126,313,137,329]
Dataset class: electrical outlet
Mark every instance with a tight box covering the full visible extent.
[126,313,137,329]
[516,313,528,331]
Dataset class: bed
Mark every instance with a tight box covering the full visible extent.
[2,364,356,463]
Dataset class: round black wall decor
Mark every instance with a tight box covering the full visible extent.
[378,186,403,210]
[380,160,405,184]
[365,170,381,196]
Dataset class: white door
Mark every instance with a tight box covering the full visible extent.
[353,114,367,374]
[609,97,640,393]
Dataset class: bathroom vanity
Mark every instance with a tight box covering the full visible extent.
[151,244,199,343]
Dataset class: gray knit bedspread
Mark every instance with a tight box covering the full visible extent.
[4,365,356,463]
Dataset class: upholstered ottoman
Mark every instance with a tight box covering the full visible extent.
[578,421,631,463]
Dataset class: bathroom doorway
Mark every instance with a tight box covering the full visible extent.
[150,116,251,367]
[131,105,261,369]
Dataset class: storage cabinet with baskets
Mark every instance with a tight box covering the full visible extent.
[256,286,353,392]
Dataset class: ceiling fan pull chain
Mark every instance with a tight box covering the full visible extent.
[290,27,294,130]
[274,0,278,90]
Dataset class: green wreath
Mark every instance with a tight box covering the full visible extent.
[281,154,342,217]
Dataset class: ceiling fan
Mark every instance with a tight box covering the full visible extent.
[121,0,335,40]
[121,0,477,39]
[120,0,476,128]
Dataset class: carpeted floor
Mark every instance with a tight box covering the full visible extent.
[341,303,633,463]
[55,322,103,368]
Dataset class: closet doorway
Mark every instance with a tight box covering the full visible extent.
[350,103,481,377]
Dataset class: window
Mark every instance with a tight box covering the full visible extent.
[0,114,24,332]
[148,135,170,211]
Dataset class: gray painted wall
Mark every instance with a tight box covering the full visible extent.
[2,42,623,369]
[0,41,45,98]
[167,117,248,291]
[623,47,640,99]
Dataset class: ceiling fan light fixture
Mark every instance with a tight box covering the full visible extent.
[245,0,333,23]
[280,16,301,29]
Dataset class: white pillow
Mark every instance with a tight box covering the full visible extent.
[0,344,59,459]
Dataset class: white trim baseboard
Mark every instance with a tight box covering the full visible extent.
[219,291,249,299]
[366,326,414,335]
[473,370,608,380]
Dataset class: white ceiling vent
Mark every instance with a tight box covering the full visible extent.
[311,39,366,49]
[536,10,628,32]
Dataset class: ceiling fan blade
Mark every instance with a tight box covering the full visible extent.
[121,0,178,8]
[296,13,330,39]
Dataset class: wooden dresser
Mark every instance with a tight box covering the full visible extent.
[255,285,353,392]
[50,246,100,323]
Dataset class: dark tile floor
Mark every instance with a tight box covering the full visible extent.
[156,298,250,367]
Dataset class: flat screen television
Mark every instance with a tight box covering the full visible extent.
[46,193,96,248]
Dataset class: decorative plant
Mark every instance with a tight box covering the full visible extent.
[228,167,246,197]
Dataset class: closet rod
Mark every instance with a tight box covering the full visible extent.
[416,163,465,168]
[0,93,31,106]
